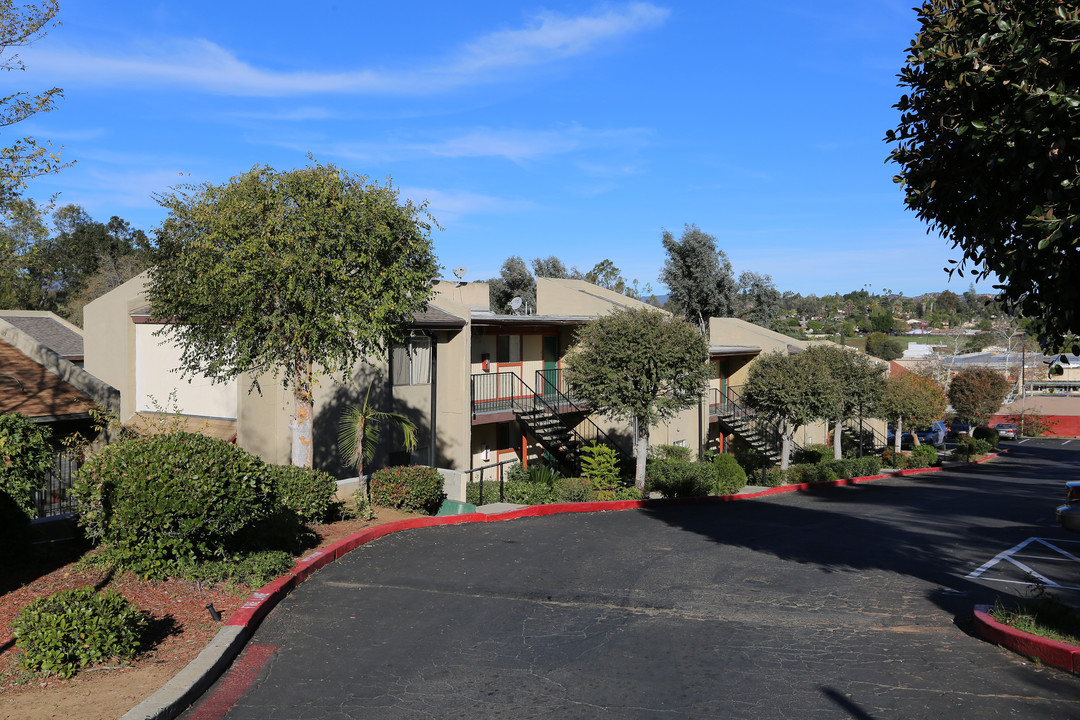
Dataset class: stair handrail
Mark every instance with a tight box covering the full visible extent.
[714,385,803,461]
[533,369,633,467]
[471,371,629,471]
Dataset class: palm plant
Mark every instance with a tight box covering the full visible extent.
[338,384,418,514]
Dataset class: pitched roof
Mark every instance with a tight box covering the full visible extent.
[0,311,84,361]
[0,338,93,420]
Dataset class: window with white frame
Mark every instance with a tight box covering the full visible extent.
[392,335,432,385]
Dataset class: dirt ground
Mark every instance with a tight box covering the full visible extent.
[0,508,416,720]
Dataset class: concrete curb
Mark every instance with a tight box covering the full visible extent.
[972,605,1080,675]
[123,458,993,719]
[121,626,250,720]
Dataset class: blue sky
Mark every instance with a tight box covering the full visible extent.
[7,1,991,297]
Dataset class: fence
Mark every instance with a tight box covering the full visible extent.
[33,450,80,518]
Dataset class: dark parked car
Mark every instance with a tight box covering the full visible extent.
[1057,481,1080,533]
[995,422,1019,440]
[950,422,971,438]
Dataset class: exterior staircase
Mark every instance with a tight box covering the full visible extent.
[712,386,800,465]
[470,370,633,475]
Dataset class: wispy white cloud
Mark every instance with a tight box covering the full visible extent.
[21,4,669,97]
[272,124,652,164]
[400,186,537,221]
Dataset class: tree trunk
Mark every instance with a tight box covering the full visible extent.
[780,418,792,470]
[833,417,843,460]
[894,417,902,454]
[290,362,314,468]
[634,422,649,493]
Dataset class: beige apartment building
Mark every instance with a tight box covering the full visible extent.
[85,273,851,497]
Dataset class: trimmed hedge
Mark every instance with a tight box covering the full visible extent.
[72,432,276,578]
[646,458,714,498]
[12,586,147,679]
[711,453,748,495]
[757,457,882,487]
[267,464,337,524]
[369,465,445,514]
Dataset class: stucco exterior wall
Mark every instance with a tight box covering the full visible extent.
[134,323,237,419]
[84,272,147,421]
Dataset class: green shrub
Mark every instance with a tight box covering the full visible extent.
[581,443,624,499]
[711,454,748,495]
[649,444,692,462]
[0,411,53,518]
[465,478,555,505]
[72,432,276,578]
[267,464,337,524]
[12,586,147,679]
[794,443,833,465]
[953,436,995,461]
[761,467,789,486]
[646,458,712,498]
[972,425,1000,448]
[369,465,445,514]
[910,444,938,467]
[855,456,882,476]
[526,462,561,485]
[178,550,294,589]
[554,477,592,503]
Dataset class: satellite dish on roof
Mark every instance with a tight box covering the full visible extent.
[509,297,523,311]
[452,266,467,279]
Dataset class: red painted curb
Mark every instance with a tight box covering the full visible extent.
[972,605,1080,674]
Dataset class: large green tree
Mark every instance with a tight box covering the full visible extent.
[804,345,885,460]
[880,371,947,453]
[887,1,1080,342]
[0,1,69,199]
[147,162,440,468]
[947,366,1012,425]
[742,351,829,470]
[660,224,736,334]
[563,308,710,491]
[489,255,536,314]
[736,271,782,328]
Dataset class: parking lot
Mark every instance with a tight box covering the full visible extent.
[185,440,1080,719]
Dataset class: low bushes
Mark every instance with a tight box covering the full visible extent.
[73,432,277,578]
[646,454,749,499]
[759,456,882,487]
[368,465,445,514]
[72,432,337,580]
[953,435,995,462]
[12,586,147,679]
[268,464,337,524]
[882,445,938,469]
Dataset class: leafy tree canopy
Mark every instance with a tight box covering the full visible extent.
[947,366,1012,425]
[880,371,947,451]
[742,350,830,469]
[865,332,905,361]
[737,270,782,328]
[489,255,536,314]
[660,223,736,333]
[0,1,69,199]
[147,161,439,466]
[887,1,1080,343]
[563,308,709,489]
[803,345,885,459]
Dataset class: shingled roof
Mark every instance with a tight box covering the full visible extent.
[0,311,84,362]
[0,338,93,420]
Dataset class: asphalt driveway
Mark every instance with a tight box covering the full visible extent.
[185,445,1080,719]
